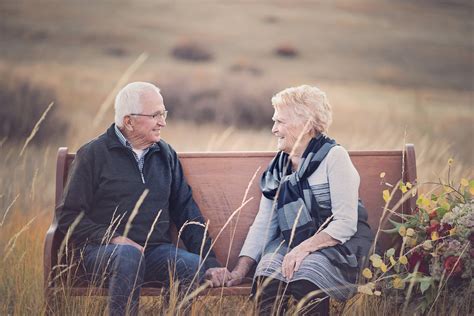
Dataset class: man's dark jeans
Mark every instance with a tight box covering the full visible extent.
[83,243,217,316]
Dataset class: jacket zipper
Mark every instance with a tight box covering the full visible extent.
[125,149,146,184]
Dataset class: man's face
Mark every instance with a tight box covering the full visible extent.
[271,107,302,154]
[129,90,167,147]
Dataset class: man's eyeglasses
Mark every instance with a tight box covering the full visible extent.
[130,110,168,120]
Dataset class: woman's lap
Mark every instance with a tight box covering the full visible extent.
[254,251,357,301]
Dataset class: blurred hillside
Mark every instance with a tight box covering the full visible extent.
[0,0,472,178]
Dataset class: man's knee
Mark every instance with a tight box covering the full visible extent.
[174,250,202,278]
[112,245,145,280]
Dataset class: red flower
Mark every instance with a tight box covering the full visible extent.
[408,251,430,275]
[426,223,440,235]
[425,223,452,237]
[443,256,463,276]
[428,210,437,220]
[438,223,453,236]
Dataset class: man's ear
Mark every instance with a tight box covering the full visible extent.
[123,116,134,131]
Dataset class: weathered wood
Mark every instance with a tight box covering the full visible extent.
[44,145,417,300]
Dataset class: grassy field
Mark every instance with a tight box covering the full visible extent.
[0,0,472,314]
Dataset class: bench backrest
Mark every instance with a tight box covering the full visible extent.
[54,146,416,270]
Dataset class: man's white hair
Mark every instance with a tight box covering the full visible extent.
[114,82,161,128]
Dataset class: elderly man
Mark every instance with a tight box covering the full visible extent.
[56,82,220,316]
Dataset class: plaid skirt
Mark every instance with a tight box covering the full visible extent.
[254,237,358,301]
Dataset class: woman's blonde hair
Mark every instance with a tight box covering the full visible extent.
[272,85,332,134]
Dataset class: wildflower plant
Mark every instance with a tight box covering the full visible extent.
[359,159,473,314]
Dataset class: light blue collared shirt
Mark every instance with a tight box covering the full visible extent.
[114,124,158,183]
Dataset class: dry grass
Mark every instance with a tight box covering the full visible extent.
[0,0,472,314]
[1,119,471,315]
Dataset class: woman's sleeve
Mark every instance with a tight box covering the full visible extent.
[239,195,279,262]
[321,146,359,243]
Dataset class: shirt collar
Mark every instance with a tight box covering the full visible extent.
[114,124,130,148]
[113,124,159,151]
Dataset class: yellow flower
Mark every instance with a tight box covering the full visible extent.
[370,254,383,268]
[417,194,431,207]
[400,184,408,193]
[380,262,388,273]
[406,228,415,237]
[399,256,408,265]
[448,158,454,165]
[399,225,407,237]
[358,284,374,295]
[460,178,469,187]
[383,190,390,203]
[362,268,373,279]
[449,227,456,236]
[393,277,405,289]
[422,240,433,250]
[440,200,451,211]
[431,231,439,241]
[406,182,413,189]
[390,256,397,266]
[444,186,453,194]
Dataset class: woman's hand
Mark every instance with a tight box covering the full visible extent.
[281,232,340,280]
[225,270,246,287]
[281,245,310,280]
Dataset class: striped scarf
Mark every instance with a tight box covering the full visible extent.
[261,134,336,248]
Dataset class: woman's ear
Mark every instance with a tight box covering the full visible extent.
[302,118,314,136]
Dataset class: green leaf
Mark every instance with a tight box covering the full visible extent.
[430,194,438,201]
[382,218,405,234]
[381,227,399,234]
[388,218,403,229]
[469,179,474,188]
[422,211,429,222]
[437,208,447,216]
[386,248,395,257]
[420,277,432,294]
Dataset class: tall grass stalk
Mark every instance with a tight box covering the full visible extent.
[0,193,20,226]
[92,52,149,127]
[181,197,253,299]
[123,189,149,239]
[19,101,54,157]
[217,166,261,310]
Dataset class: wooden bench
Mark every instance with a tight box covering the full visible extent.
[44,145,417,301]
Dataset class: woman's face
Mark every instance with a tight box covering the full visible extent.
[271,106,306,154]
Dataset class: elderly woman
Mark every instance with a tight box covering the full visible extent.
[205,85,374,315]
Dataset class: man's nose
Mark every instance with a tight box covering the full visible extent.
[271,122,278,134]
